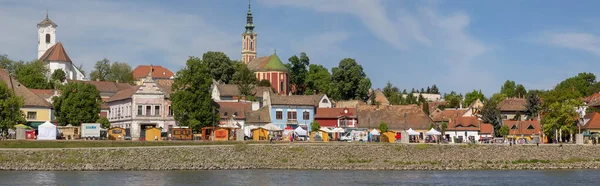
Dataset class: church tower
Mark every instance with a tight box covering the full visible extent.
[37,11,57,59]
[241,0,257,64]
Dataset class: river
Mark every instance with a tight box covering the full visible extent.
[0,170,597,185]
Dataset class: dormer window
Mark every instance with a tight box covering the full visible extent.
[527,125,534,129]
[233,112,238,117]
[322,99,329,103]
[45,34,50,43]
[224,112,228,116]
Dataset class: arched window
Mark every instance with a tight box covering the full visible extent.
[45,34,50,43]
[280,81,284,93]
[250,41,254,50]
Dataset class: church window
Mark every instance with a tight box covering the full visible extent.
[250,41,254,50]
[280,81,284,93]
[45,34,51,43]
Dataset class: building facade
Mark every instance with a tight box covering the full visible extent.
[264,93,332,131]
[37,13,85,81]
[0,69,53,128]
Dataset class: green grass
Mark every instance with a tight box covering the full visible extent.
[279,158,289,163]
[415,144,431,150]
[558,158,587,163]
[511,159,551,164]
[0,140,264,148]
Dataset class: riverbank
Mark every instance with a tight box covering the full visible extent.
[1,143,600,171]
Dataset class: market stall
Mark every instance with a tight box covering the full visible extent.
[37,121,57,140]
[108,127,126,140]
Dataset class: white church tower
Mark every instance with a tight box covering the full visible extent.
[37,11,57,59]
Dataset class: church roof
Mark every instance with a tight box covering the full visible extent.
[39,42,72,63]
[246,54,288,72]
[38,16,57,27]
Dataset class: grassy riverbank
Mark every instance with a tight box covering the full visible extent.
[1,143,600,171]
[0,140,264,148]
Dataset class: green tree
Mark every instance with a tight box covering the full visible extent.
[96,117,110,129]
[383,81,394,98]
[0,82,26,133]
[554,72,597,97]
[257,79,271,87]
[515,84,527,98]
[498,125,510,137]
[171,56,219,132]
[51,68,66,83]
[0,54,23,75]
[440,122,448,136]
[480,98,502,136]
[52,82,101,126]
[541,99,580,142]
[232,62,258,96]
[405,93,417,104]
[422,101,430,115]
[107,62,134,84]
[203,51,235,84]
[310,121,320,132]
[464,90,485,106]
[287,52,310,95]
[500,80,516,98]
[525,91,541,119]
[379,121,388,132]
[444,91,462,108]
[430,84,439,94]
[489,93,507,105]
[15,60,51,89]
[305,64,332,95]
[89,58,111,81]
[331,58,371,100]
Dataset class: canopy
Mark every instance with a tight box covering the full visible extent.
[37,121,57,140]
[13,124,30,129]
[370,129,380,135]
[331,127,345,133]
[319,127,332,133]
[425,128,441,135]
[407,128,420,135]
[261,123,282,131]
[294,127,307,136]
[246,125,259,130]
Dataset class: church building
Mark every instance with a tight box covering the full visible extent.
[241,2,289,95]
[37,13,86,81]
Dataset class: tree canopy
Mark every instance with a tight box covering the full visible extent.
[203,51,235,84]
[479,98,502,136]
[287,53,310,95]
[52,82,101,126]
[232,62,258,97]
[89,58,111,81]
[379,121,389,132]
[524,91,541,119]
[51,69,66,83]
[464,89,485,106]
[15,60,51,89]
[444,91,462,108]
[0,82,26,131]
[89,58,134,84]
[331,58,371,100]
[305,64,332,95]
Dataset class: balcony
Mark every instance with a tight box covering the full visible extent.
[339,120,356,128]
[286,119,298,124]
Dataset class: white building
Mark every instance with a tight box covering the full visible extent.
[37,13,86,81]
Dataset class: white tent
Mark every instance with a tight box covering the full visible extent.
[425,128,441,136]
[37,121,57,140]
[407,128,420,135]
[261,123,283,131]
[370,129,380,135]
[294,127,307,136]
[319,127,333,133]
[331,127,345,133]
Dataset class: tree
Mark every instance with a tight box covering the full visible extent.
[525,91,541,119]
[378,121,388,132]
[331,58,371,100]
[287,53,310,95]
[500,80,516,98]
[203,51,235,84]
[232,62,258,96]
[257,79,271,87]
[464,90,485,106]
[0,54,23,75]
[430,84,439,94]
[310,121,320,132]
[480,98,502,136]
[51,68,66,83]
[444,91,462,108]
[440,122,448,136]
[96,117,110,129]
[405,93,417,104]
[89,58,111,81]
[52,82,101,126]
[383,81,394,98]
[107,62,134,84]
[0,82,26,133]
[15,60,51,89]
[422,101,430,115]
[305,64,332,95]
[489,93,507,105]
[426,86,431,94]
[171,56,219,132]
[554,72,597,97]
[498,125,509,137]
[541,99,580,143]
[515,84,527,98]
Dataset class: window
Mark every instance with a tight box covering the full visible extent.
[137,105,142,116]
[250,41,254,50]
[511,125,518,129]
[155,106,160,116]
[27,111,37,119]
[224,112,228,116]
[527,125,535,129]
[146,106,151,116]
[280,82,284,93]
[45,34,50,43]
[287,111,297,120]
[233,112,238,117]
[322,99,328,103]
[276,111,283,120]
[168,105,173,116]
[303,111,310,120]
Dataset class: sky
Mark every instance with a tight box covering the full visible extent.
[1,0,600,96]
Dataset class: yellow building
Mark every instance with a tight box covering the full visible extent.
[1,69,53,128]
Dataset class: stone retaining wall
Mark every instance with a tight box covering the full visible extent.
[1,144,600,171]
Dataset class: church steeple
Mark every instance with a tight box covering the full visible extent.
[241,0,257,64]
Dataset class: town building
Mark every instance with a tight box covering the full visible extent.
[357,105,434,137]
[0,69,54,128]
[402,93,442,101]
[582,112,600,142]
[314,108,357,129]
[211,83,272,110]
[263,93,332,130]
[497,98,527,120]
[445,116,482,143]
[132,65,174,85]
[217,101,252,131]
[429,108,469,126]
[37,13,85,81]
[503,120,541,143]
[68,80,133,118]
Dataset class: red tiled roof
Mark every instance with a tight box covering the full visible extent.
[315,108,356,118]
[428,101,447,112]
[271,94,324,106]
[29,89,60,100]
[156,79,173,98]
[503,120,541,135]
[39,42,72,63]
[67,80,133,93]
[107,86,140,102]
[371,89,389,105]
[132,65,174,80]
[246,106,271,124]
[584,112,600,129]
[497,98,527,111]
[480,123,494,134]
[357,105,434,131]
[334,100,364,108]
[447,116,480,131]
[585,93,600,107]
[218,102,252,119]
[430,108,468,122]
[0,69,52,108]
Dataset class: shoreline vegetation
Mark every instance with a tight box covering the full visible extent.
[1,141,600,171]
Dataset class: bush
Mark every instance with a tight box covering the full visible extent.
[379,121,388,132]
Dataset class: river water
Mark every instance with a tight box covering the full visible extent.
[0,170,597,186]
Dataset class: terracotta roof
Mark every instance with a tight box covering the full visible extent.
[67,80,133,93]
[334,100,364,108]
[357,105,434,131]
[156,79,173,98]
[480,123,494,134]
[132,65,174,80]
[446,116,480,131]
[315,108,356,118]
[39,42,72,63]
[218,102,252,119]
[503,120,541,135]
[583,112,600,129]
[271,94,324,106]
[29,89,60,101]
[107,86,140,102]
[101,98,109,109]
[245,106,271,124]
[428,101,447,112]
[246,54,289,72]
[430,108,468,122]
[585,93,600,107]
[0,69,52,108]
[497,98,527,111]
[216,84,272,97]
[371,89,389,105]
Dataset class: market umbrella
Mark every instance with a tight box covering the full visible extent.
[370,129,380,135]
[261,123,283,131]
[294,127,307,136]
[319,127,333,133]
[407,128,420,135]
[425,128,441,135]
[331,127,345,133]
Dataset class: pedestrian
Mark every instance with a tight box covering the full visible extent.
[290,132,294,143]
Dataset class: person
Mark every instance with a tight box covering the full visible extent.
[269,132,274,144]
[290,132,294,143]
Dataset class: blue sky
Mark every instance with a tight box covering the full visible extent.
[1,0,600,96]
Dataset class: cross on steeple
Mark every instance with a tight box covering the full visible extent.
[46,9,48,18]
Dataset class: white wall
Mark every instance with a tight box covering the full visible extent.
[38,25,56,59]
[446,130,480,143]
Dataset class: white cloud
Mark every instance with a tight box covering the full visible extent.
[539,32,600,56]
